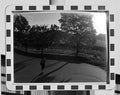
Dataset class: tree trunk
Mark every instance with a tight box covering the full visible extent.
[75,33,79,57]
[75,43,79,57]
[41,48,44,57]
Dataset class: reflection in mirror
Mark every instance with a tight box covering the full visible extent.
[13,11,108,83]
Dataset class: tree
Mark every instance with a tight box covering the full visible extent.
[29,24,57,56]
[59,13,96,56]
[49,24,63,47]
[14,14,31,52]
[97,33,106,41]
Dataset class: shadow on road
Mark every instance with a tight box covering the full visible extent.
[14,58,35,73]
[31,62,69,83]
[14,48,106,70]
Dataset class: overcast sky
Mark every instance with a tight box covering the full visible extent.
[15,12,107,35]
[20,12,61,27]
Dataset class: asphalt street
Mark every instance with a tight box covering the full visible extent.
[14,52,106,83]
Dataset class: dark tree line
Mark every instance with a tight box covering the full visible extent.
[29,24,60,55]
[14,13,106,57]
[14,15,59,56]
[14,15,31,52]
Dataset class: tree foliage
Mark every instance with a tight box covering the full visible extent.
[59,13,97,56]
[14,14,98,57]
[29,24,58,54]
[14,14,59,55]
[14,15,31,52]
[14,15,30,32]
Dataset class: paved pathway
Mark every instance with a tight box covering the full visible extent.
[14,53,107,83]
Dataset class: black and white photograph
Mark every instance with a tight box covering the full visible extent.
[14,12,108,83]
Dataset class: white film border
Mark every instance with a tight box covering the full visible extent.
[5,5,115,91]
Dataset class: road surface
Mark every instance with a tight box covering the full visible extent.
[14,52,106,83]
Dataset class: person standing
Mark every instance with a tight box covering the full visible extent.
[40,57,46,73]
